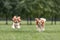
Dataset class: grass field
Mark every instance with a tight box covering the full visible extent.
[0,21,60,40]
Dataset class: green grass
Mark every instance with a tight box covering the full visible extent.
[0,21,60,40]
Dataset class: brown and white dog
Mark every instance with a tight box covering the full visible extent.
[35,18,46,32]
[12,16,21,29]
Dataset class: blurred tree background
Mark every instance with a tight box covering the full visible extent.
[0,0,60,25]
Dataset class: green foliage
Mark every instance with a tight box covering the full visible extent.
[0,0,60,18]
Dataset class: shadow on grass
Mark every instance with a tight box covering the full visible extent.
[0,30,39,33]
[44,30,60,33]
[0,30,60,33]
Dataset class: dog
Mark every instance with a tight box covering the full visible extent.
[12,16,21,29]
[35,18,46,32]
[39,18,46,31]
[35,18,41,32]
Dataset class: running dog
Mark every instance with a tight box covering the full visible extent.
[12,16,21,29]
[35,18,46,32]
